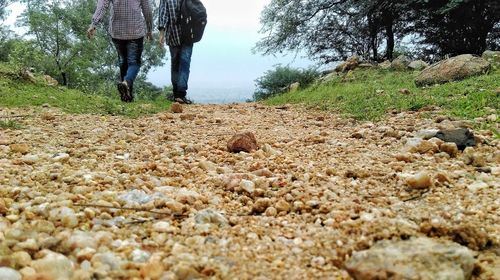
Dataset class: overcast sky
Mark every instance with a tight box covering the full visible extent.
[4,0,316,102]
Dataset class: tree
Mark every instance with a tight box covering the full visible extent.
[18,0,165,94]
[0,0,11,20]
[254,0,413,63]
[412,0,500,58]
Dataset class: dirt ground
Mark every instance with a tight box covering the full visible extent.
[0,103,499,279]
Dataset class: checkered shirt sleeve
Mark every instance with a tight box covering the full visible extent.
[158,0,181,46]
[92,0,153,40]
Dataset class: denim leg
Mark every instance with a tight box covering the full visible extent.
[169,44,193,98]
[123,37,144,94]
[169,46,181,95]
[112,38,128,82]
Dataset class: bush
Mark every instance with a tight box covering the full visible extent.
[253,65,319,101]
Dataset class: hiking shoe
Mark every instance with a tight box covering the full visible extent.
[174,97,193,104]
[117,81,133,102]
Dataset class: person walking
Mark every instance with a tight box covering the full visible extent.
[87,0,153,102]
[158,0,193,104]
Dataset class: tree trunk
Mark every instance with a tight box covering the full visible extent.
[385,19,394,60]
[367,14,379,61]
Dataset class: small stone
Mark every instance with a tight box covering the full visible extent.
[131,249,150,263]
[468,181,489,192]
[227,132,259,153]
[0,267,22,280]
[31,251,74,280]
[275,199,291,213]
[20,154,39,165]
[171,103,183,113]
[194,209,228,227]
[9,144,29,154]
[414,140,439,154]
[252,198,271,214]
[440,142,459,157]
[395,153,413,163]
[41,112,56,121]
[345,237,475,280]
[140,261,164,279]
[240,179,255,194]
[265,206,277,217]
[11,251,32,267]
[174,263,202,280]
[152,221,172,233]
[406,171,432,189]
[415,129,439,139]
[76,247,96,262]
[435,173,451,184]
[435,128,476,150]
[399,88,411,95]
[51,153,70,162]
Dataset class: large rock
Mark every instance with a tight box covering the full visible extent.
[415,54,491,86]
[335,56,360,72]
[345,237,475,280]
[482,50,499,64]
[227,132,259,153]
[391,55,411,70]
[435,128,476,151]
[408,60,429,71]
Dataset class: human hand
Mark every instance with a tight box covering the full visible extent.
[87,25,96,40]
[146,32,153,42]
[159,30,165,49]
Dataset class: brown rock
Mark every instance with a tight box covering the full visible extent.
[399,88,411,95]
[406,171,433,189]
[252,198,271,214]
[43,75,58,86]
[414,140,439,154]
[171,103,183,113]
[416,54,491,86]
[275,199,291,213]
[9,143,30,154]
[440,142,459,157]
[227,132,259,153]
[335,56,360,72]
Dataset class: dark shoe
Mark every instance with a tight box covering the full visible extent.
[174,97,193,104]
[117,81,133,102]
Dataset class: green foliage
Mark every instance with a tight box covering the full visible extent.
[254,65,319,101]
[0,63,172,118]
[11,0,165,99]
[0,119,22,129]
[256,0,500,62]
[264,68,500,122]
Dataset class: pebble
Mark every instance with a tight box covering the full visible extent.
[9,144,29,154]
[468,181,489,192]
[152,221,172,233]
[275,199,291,213]
[406,171,433,189]
[31,251,74,280]
[440,142,459,157]
[194,209,228,227]
[0,267,22,280]
[240,179,255,194]
[171,103,183,113]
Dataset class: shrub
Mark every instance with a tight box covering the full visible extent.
[253,65,319,101]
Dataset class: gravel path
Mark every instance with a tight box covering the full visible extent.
[0,103,498,279]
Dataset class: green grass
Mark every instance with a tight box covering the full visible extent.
[264,68,499,122]
[0,119,22,129]
[0,64,171,118]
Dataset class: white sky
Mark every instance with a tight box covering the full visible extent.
[4,0,316,102]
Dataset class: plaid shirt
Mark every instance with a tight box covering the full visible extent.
[158,0,181,46]
[92,0,153,40]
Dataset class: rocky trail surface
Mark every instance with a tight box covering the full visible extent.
[0,103,499,280]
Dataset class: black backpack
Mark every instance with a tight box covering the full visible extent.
[178,0,207,44]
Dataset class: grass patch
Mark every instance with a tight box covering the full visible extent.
[264,68,499,121]
[0,64,171,118]
[0,119,22,129]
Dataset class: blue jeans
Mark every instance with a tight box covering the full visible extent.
[112,37,144,95]
[169,44,193,98]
